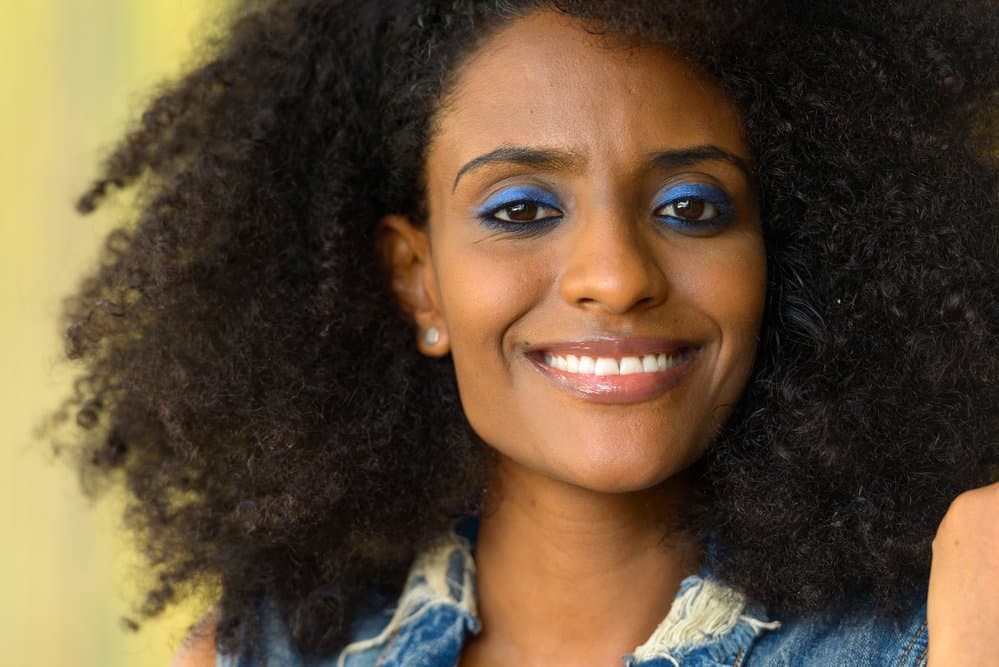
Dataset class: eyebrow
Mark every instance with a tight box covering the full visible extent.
[451,143,753,193]
[647,145,754,184]
[452,146,581,193]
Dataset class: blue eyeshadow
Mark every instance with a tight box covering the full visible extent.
[475,185,561,217]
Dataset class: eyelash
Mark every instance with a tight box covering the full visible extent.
[651,184,735,234]
[476,184,734,235]
[479,202,564,236]
[476,186,564,234]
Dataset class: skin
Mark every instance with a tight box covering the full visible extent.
[171,9,999,667]
[927,484,999,666]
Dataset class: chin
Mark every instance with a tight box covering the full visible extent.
[547,446,699,495]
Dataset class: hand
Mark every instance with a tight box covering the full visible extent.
[926,481,999,666]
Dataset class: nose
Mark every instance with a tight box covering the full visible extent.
[558,209,669,315]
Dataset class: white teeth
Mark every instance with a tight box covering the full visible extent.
[594,357,620,376]
[544,351,686,376]
[619,356,643,375]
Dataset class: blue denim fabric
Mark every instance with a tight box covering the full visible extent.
[744,604,929,667]
[218,528,928,667]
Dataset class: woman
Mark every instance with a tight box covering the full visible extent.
[55,1,998,665]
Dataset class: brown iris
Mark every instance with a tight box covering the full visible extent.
[673,199,705,220]
[506,202,540,222]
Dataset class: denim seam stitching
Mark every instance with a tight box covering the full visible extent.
[897,620,926,667]
[915,643,929,667]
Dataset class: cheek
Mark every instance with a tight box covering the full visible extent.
[432,239,547,415]
[435,243,542,346]
[690,233,767,395]
[661,231,764,379]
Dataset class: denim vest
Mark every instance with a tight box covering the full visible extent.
[218,530,929,667]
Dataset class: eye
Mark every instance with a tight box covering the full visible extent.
[654,198,720,222]
[476,185,564,233]
[490,201,563,223]
[652,182,734,233]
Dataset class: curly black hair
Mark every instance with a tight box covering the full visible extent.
[50,0,998,659]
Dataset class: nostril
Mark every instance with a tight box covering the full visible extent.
[573,293,659,314]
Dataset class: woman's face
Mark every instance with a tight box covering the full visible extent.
[399,10,766,493]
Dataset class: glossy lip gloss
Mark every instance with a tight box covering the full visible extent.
[524,336,700,405]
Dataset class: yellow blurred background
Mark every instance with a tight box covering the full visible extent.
[2,2,236,665]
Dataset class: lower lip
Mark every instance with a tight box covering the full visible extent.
[528,349,698,405]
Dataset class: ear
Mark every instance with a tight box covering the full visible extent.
[377,214,450,357]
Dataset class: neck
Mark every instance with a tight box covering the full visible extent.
[463,456,701,667]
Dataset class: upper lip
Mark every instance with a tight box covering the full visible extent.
[525,336,698,358]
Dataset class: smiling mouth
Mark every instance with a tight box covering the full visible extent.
[527,339,699,405]
[542,351,687,376]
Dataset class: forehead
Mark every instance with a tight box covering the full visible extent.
[426,10,749,187]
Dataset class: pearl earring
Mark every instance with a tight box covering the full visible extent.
[422,326,440,346]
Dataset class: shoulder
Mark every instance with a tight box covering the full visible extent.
[210,594,400,667]
[170,609,218,667]
[214,531,479,667]
[744,591,929,667]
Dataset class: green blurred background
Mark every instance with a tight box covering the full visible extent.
[2,2,236,665]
